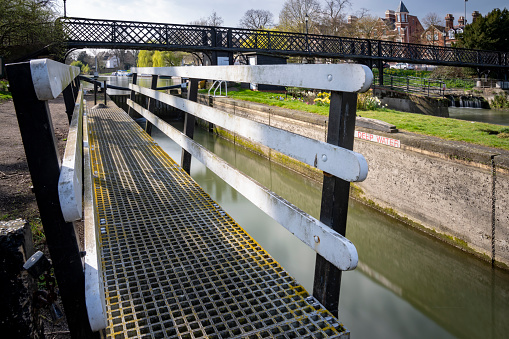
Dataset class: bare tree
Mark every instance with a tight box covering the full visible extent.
[354,15,384,39]
[239,9,274,29]
[318,0,351,35]
[422,12,445,45]
[279,0,321,33]
[207,11,224,26]
[189,11,223,27]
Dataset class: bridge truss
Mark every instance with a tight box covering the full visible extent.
[61,17,509,71]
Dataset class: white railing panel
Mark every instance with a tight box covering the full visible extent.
[30,59,80,100]
[131,84,368,182]
[83,107,108,332]
[58,87,84,222]
[132,64,373,93]
[128,99,359,271]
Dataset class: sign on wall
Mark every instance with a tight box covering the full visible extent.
[355,130,401,148]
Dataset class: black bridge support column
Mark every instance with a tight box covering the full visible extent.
[313,91,357,317]
[6,62,98,339]
[181,78,199,174]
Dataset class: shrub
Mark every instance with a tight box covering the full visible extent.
[491,94,509,109]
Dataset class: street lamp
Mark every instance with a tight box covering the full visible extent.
[305,13,309,35]
[64,0,67,17]
[464,0,468,26]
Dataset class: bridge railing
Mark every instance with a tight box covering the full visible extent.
[374,74,446,97]
[128,63,372,314]
[6,59,100,337]
[61,17,509,68]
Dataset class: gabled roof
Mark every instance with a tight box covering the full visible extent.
[397,1,409,13]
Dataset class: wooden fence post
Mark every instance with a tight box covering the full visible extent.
[181,78,198,174]
[146,74,159,135]
[6,61,98,338]
[313,91,358,317]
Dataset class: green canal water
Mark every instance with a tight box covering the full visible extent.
[151,122,509,339]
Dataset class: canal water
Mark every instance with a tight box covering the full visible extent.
[150,121,509,339]
[449,107,509,126]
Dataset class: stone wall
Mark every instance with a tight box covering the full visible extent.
[373,88,450,117]
[202,94,509,268]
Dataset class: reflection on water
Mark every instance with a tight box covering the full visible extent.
[449,107,509,126]
[152,122,509,338]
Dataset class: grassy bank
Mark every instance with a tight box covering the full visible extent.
[225,88,509,151]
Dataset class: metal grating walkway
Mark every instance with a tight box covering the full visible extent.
[86,102,349,339]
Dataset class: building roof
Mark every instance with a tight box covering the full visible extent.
[397,1,409,13]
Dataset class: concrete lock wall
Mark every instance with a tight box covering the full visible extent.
[200,95,509,269]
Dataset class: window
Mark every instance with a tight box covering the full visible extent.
[434,34,438,40]
[427,34,431,41]
[449,30,455,39]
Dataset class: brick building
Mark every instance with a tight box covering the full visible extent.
[347,1,423,43]
[422,11,481,47]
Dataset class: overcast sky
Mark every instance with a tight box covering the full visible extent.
[65,1,507,28]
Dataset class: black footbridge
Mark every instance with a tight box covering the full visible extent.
[60,17,509,71]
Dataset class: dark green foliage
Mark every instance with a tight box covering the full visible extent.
[457,8,509,51]
[0,0,63,62]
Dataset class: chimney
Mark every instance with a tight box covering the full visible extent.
[347,15,358,24]
[385,10,395,22]
[445,14,454,30]
[472,11,481,23]
[458,16,465,26]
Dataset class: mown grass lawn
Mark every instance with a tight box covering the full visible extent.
[224,88,509,151]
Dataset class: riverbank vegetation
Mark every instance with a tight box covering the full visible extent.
[0,80,12,102]
[225,88,509,151]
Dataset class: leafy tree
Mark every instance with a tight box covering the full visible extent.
[457,8,509,51]
[70,60,90,74]
[137,50,154,67]
[239,9,274,29]
[76,51,88,64]
[279,0,321,33]
[0,0,62,62]
[136,50,184,67]
[152,51,165,67]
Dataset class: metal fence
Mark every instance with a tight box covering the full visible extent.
[374,74,446,97]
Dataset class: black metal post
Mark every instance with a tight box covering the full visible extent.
[181,79,198,174]
[313,91,357,317]
[146,74,158,136]
[103,80,107,106]
[127,73,138,118]
[94,82,97,105]
[6,62,97,338]
[63,83,76,123]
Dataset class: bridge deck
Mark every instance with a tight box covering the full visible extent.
[86,102,349,338]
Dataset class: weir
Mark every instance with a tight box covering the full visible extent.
[6,59,372,338]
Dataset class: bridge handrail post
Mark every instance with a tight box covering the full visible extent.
[5,60,97,338]
[313,91,358,317]
[103,80,107,106]
[146,74,158,135]
[127,73,138,118]
[181,78,199,174]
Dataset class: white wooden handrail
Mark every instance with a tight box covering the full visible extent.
[132,64,373,93]
[58,86,84,222]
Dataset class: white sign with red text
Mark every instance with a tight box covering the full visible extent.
[355,130,401,148]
